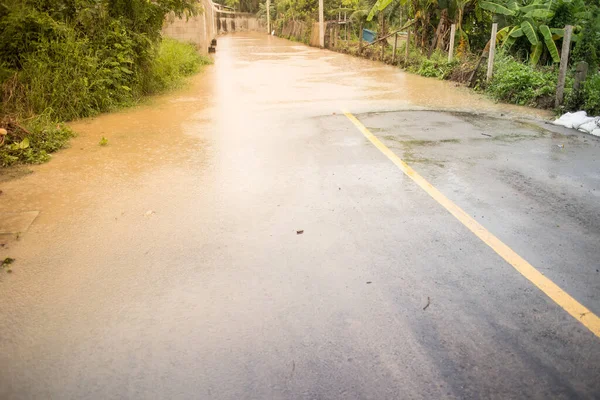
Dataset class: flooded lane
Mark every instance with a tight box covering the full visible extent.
[1,33,597,400]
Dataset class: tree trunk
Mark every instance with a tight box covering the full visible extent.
[428,8,449,58]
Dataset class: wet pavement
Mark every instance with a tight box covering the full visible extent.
[0,33,599,399]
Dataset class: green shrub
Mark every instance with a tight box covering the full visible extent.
[581,74,600,115]
[402,48,459,80]
[0,0,205,167]
[486,54,557,108]
[0,115,74,167]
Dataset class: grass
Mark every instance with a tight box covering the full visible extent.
[143,38,211,94]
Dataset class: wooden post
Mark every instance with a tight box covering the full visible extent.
[392,33,398,64]
[486,23,498,82]
[329,24,334,48]
[555,25,573,108]
[380,18,385,61]
[359,21,364,52]
[405,27,411,63]
[448,24,456,62]
[319,0,324,47]
[345,13,348,41]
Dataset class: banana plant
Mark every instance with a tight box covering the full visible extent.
[480,0,572,64]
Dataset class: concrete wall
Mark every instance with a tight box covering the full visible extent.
[162,0,217,55]
[162,1,264,54]
[216,13,265,34]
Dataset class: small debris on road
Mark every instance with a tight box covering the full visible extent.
[296,230,304,235]
[481,133,492,137]
[423,297,431,310]
[144,210,156,217]
[366,281,372,284]
[555,144,565,149]
[2,257,15,273]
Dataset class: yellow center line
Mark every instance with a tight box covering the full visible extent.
[342,110,600,338]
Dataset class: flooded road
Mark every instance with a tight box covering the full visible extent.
[1,33,599,399]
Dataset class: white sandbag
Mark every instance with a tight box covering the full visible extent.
[591,128,600,137]
[578,120,599,133]
[573,116,596,129]
[553,111,589,129]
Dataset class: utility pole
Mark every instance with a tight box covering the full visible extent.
[266,0,271,34]
[319,0,325,47]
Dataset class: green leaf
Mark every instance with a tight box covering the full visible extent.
[530,42,543,65]
[502,26,521,48]
[377,0,394,11]
[510,27,524,37]
[539,25,559,63]
[507,1,519,11]
[524,9,555,20]
[479,1,516,15]
[366,2,378,21]
[20,138,29,149]
[518,3,547,13]
[550,28,564,37]
[496,26,511,41]
[521,21,539,45]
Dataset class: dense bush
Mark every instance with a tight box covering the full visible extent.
[485,54,557,108]
[580,74,600,116]
[0,0,210,166]
[413,52,459,80]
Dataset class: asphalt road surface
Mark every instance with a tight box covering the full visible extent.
[1,33,599,399]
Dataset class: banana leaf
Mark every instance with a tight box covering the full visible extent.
[510,27,524,37]
[519,3,548,13]
[521,21,539,45]
[539,25,559,62]
[479,1,516,15]
[530,42,543,65]
[524,9,555,20]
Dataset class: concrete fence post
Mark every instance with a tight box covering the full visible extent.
[573,61,589,94]
[359,21,364,52]
[486,23,498,82]
[555,25,573,108]
[319,0,325,47]
[448,24,456,62]
[266,0,270,33]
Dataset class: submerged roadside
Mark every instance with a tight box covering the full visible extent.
[0,38,211,169]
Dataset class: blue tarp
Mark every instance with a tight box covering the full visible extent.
[362,29,376,43]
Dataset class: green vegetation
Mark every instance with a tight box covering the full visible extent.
[0,0,211,167]
[267,0,600,115]
[486,53,556,107]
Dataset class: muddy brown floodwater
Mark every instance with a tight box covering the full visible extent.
[0,33,549,230]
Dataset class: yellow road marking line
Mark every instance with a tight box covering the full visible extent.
[343,110,600,338]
